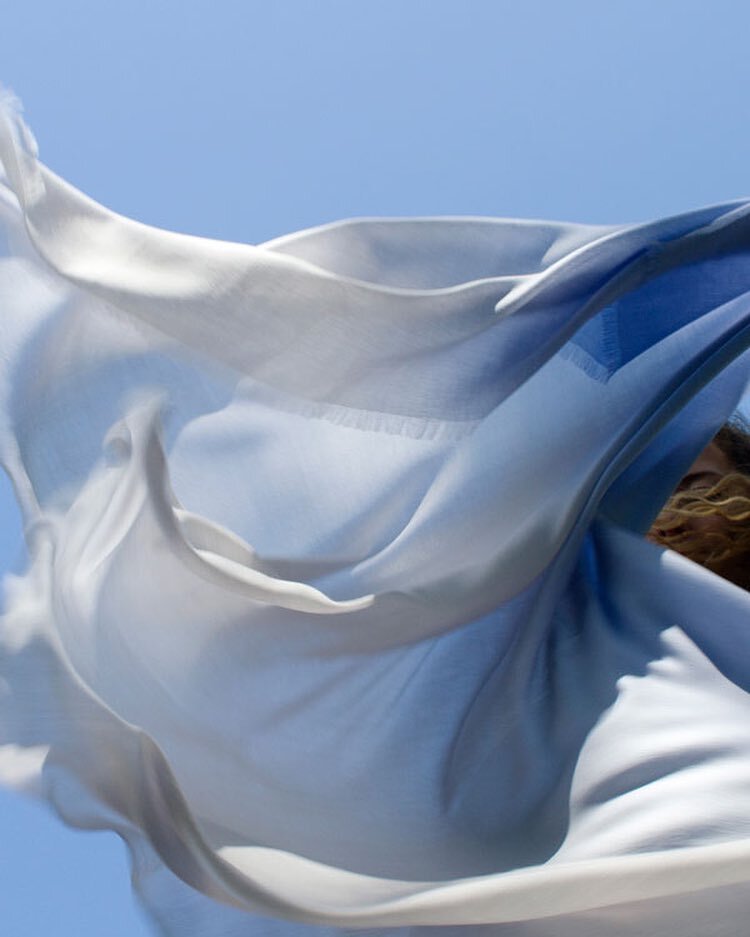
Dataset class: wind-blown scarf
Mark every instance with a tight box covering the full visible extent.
[1,93,750,936]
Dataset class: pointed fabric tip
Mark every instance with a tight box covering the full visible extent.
[0,85,43,208]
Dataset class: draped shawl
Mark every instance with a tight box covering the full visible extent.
[1,93,750,936]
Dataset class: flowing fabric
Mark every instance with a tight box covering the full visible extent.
[1,92,750,936]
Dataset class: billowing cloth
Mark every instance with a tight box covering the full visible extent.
[1,92,750,937]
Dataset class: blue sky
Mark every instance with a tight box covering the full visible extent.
[2,1,750,934]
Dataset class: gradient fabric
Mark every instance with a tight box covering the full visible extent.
[1,93,750,936]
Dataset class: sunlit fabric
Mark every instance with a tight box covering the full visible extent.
[1,92,750,936]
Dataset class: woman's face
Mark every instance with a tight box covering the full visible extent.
[654,440,750,590]
[679,442,734,496]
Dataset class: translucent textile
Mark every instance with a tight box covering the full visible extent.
[1,93,750,935]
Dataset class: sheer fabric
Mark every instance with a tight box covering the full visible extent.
[1,93,750,935]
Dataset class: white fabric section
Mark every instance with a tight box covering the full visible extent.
[1,91,750,935]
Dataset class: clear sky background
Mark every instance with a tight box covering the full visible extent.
[2,1,750,934]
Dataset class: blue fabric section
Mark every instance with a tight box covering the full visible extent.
[566,253,750,381]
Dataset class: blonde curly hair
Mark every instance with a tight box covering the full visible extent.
[648,420,750,586]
